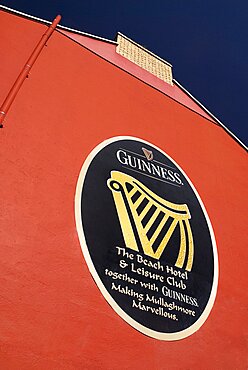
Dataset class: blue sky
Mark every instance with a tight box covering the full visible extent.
[1,0,247,146]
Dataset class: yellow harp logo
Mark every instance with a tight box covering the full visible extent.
[107,171,194,271]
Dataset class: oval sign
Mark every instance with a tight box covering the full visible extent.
[75,136,218,340]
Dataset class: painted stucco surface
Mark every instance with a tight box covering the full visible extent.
[0,10,247,370]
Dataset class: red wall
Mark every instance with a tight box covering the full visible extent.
[0,10,247,370]
[60,29,215,121]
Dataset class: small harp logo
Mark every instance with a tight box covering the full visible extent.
[107,171,194,271]
[142,147,153,161]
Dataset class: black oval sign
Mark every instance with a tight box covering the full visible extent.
[75,137,218,340]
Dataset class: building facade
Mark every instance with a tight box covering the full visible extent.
[0,7,247,369]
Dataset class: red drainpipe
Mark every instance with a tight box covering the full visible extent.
[0,14,61,128]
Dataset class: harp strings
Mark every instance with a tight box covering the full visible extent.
[108,171,194,271]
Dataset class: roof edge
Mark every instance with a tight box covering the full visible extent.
[0,5,118,45]
[1,5,246,151]
[174,79,247,151]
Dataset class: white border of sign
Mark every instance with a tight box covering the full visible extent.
[75,136,218,340]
